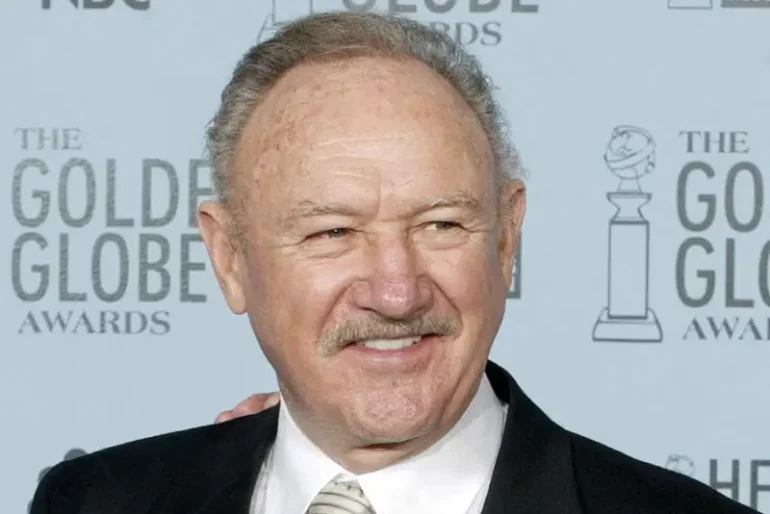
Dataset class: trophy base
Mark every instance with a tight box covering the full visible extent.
[668,0,713,8]
[592,308,663,343]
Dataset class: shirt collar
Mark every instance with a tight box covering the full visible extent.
[264,374,506,514]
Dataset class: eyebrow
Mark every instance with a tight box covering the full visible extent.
[279,191,483,229]
[416,191,482,215]
[285,200,359,220]
[276,201,356,232]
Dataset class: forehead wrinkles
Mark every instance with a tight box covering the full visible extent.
[235,62,362,194]
[236,57,494,198]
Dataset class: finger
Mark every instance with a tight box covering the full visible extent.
[215,411,235,424]
[234,403,258,416]
[215,393,282,424]
[234,393,278,414]
[264,393,280,408]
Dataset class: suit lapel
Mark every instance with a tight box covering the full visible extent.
[190,407,279,514]
[481,361,584,514]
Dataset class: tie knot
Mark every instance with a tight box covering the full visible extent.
[306,475,376,514]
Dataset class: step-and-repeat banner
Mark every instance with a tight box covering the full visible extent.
[1,0,768,512]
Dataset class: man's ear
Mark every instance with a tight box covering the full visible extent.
[498,179,526,291]
[198,200,246,314]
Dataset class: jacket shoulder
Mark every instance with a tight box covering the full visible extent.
[29,410,277,513]
[569,433,758,514]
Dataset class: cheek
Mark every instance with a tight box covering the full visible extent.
[426,244,499,317]
[248,254,357,345]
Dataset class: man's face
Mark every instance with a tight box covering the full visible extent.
[200,56,524,449]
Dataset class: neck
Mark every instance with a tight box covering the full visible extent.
[330,427,451,475]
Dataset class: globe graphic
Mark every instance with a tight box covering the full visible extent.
[604,126,656,183]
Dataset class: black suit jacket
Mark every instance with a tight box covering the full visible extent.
[31,361,757,514]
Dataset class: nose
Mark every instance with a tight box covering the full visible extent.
[351,236,433,320]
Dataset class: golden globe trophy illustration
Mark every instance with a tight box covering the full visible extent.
[592,125,663,343]
[258,0,315,43]
[665,455,696,477]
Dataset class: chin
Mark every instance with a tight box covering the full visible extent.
[347,392,439,445]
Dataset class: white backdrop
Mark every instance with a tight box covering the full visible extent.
[1,0,768,512]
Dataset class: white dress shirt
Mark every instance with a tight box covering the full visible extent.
[250,375,508,514]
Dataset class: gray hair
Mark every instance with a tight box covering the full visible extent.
[204,10,521,211]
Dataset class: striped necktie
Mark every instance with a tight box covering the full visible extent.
[306,475,376,514]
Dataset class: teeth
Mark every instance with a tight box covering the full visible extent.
[358,337,421,350]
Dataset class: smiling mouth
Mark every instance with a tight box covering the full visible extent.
[354,335,430,351]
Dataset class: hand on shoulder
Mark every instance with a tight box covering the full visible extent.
[214,392,280,423]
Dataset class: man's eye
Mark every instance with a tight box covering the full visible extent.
[429,221,462,230]
[310,228,351,239]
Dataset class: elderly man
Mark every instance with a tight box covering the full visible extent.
[31,10,755,514]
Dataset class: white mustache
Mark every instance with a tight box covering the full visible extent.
[318,316,460,356]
